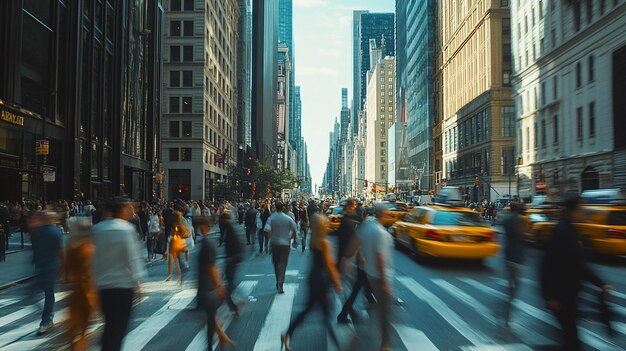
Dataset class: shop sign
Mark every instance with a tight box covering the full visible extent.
[36,140,49,155]
[43,165,55,182]
[0,106,25,127]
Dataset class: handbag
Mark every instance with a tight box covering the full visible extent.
[171,234,185,253]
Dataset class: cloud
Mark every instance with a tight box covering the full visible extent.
[298,66,338,77]
[294,0,328,8]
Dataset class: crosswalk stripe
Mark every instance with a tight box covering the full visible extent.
[397,276,493,346]
[431,279,554,346]
[0,298,20,309]
[123,289,196,350]
[392,323,439,351]
[252,283,298,351]
[461,344,533,351]
[458,278,624,350]
[0,307,68,349]
[0,292,69,328]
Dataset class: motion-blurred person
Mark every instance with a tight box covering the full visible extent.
[65,216,96,351]
[166,212,188,284]
[337,199,376,324]
[264,202,297,293]
[281,215,343,350]
[92,197,146,351]
[196,216,235,350]
[297,201,309,252]
[357,203,394,351]
[259,202,271,254]
[221,210,243,315]
[244,202,259,245]
[540,195,611,351]
[29,210,64,335]
[147,208,161,262]
[501,202,528,328]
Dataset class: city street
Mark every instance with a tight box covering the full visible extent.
[1,225,625,351]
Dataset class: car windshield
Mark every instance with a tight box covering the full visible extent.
[432,211,487,227]
[608,211,626,226]
[387,203,407,211]
[332,207,343,215]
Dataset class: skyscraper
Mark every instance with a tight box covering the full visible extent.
[237,0,253,148]
[352,11,394,135]
[340,88,350,142]
[279,0,298,153]
[396,0,435,192]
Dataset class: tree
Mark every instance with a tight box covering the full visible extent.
[216,161,299,201]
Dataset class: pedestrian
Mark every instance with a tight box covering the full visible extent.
[147,208,161,261]
[196,216,235,351]
[337,199,376,324]
[297,201,309,252]
[281,215,343,350]
[356,203,394,351]
[237,203,245,225]
[244,202,259,245]
[65,216,96,351]
[259,202,271,254]
[91,197,146,351]
[167,211,188,284]
[540,195,611,351]
[500,202,528,328]
[264,202,297,293]
[221,210,243,315]
[29,210,64,335]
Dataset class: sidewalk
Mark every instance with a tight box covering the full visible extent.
[0,224,237,291]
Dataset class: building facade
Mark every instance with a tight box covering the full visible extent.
[237,0,252,148]
[351,111,366,197]
[276,43,291,171]
[162,0,239,201]
[388,122,411,193]
[352,11,394,136]
[0,0,163,203]
[396,0,436,193]
[365,44,395,189]
[512,0,626,197]
[435,0,515,201]
[278,0,298,157]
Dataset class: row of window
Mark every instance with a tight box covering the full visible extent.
[170,20,193,37]
[169,147,192,162]
[573,0,617,33]
[444,108,491,154]
[445,147,492,179]
[575,55,595,88]
[525,101,596,151]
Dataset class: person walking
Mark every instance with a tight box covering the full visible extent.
[221,210,243,315]
[259,202,271,254]
[91,197,146,351]
[65,216,96,351]
[357,203,394,351]
[244,202,259,246]
[281,215,343,350]
[29,210,64,335]
[264,202,297,293]
[540,195,611,351]
[501,202,528,328]
[166,212,187,284]
[147,209,161,262]
[297,201,309,252]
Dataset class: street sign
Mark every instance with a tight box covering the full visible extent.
[43,165,55,182]
[36,140,49,155]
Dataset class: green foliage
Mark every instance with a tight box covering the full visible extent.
[218,161,299,200]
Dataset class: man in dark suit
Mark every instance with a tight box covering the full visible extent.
[540,195,611,351]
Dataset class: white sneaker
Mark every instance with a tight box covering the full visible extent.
[37,323,53,335]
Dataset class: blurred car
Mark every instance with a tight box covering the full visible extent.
[576,189,626,255]
[379,201,408,227]
[326,206,343,232]
[390,205,499,262]
[524,196,562,245]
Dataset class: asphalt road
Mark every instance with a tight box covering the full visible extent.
[1,224,625,351]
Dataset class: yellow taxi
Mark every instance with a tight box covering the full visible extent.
[524,195,561,245]
[391,205,499,261]
[326,206,343,231]
[576,189,626,255]
[379,201,408,227]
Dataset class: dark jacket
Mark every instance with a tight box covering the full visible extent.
[502,213,525,264]
[540,217,604,304]
[244,207,259,228]
[336,213,360,263]
[224,223,243,259]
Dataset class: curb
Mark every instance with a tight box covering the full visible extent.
[0,275,35,292]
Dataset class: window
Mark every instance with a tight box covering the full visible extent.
[182,97,192,113]
[517,22,521,39]
[184,0,194,11]
[526,127,530,150]
[501,107,515,137]
[585,0,593,24]
[553,76,558,99]
[501,0,509,7]
[181,148,192,161]
[588,55,594,82]
[541,119,547,147]
[388,85,393,90]
[576,107,583,139]
[169,148,179,161]
[503,18,510,35]
[501,147,515,176]
[171,45,180,62]
[170,21,181,36]
[184,21,193,36]
[534,122,538,148]
[169,121,180,137]
[182,71,193,87]
[183,45,193,62]
[388,77,393,82]
[541,82,546,105]
[524,15,528,33]
[380,84,385,90]
[600,0,606,15]
[573,2,581,31]
[553,115,559,144]
[539,1,543,17]
[589,102,595,137]
[169,97,180,113]
[551,28,556,48]
[170,71,180,87]
[182,121,192,137]
[380,77,384,82]
[171,0,181,11]
[576,62,582,88]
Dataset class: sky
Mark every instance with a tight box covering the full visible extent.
[293,0,394,193]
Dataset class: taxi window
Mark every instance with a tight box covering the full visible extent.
[387,203,407,211]
[332,207,344,215]
[405,209,423,223]
[608,211,626,225]
[432,211,487,227]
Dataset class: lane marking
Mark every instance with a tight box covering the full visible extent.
[0,298,20,309]
[0,307,68,348]
[392,324,439,351]
[252,283,298,351]
[0,292,69,328]
[461,344,533,351]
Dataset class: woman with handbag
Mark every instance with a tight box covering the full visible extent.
[166,212,187,285]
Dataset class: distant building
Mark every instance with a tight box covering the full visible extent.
[512,0,626,196]
[277,44,291,171]
[237,0,253,148]
[388,122,410,194]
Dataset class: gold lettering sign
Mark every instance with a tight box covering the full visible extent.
[0,108,25,127]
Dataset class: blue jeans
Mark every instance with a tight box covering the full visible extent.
[35,270,57,326]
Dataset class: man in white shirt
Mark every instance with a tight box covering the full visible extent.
[357,203,393,351]
[264,202,297,293]
[92,197,146,351]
